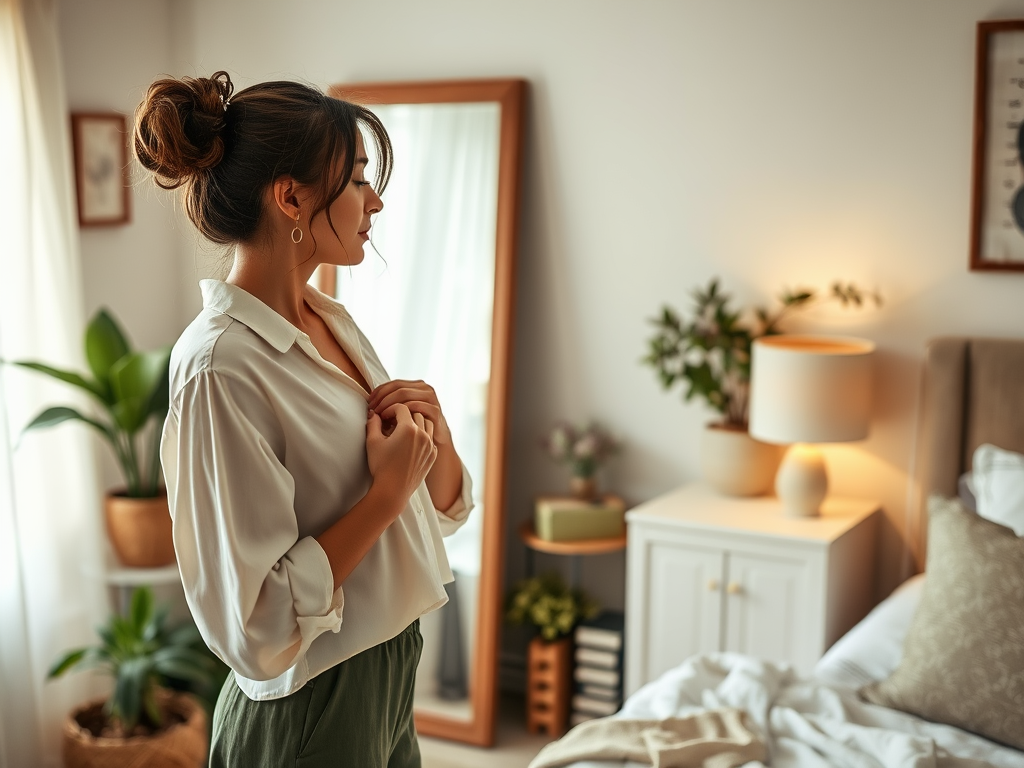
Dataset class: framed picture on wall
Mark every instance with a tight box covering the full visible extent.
[70,112,131,227]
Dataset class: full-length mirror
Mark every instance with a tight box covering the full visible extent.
[318,79,525,746]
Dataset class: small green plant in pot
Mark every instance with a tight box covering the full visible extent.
[506,573,599,734]
[48,587,216,767]
[8,308,174,566]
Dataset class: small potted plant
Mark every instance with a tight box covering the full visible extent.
[506,573,598,735]
[542,421,620,501]
[9,308,174,566]
[48,586,216,768]
[641,278,880,496]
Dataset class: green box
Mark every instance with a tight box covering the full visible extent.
[534,496,625,542]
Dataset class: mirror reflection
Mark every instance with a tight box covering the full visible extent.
[328,101,500,722]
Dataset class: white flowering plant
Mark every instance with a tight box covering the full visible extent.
[642,278,880,428]
[543,421,620,479]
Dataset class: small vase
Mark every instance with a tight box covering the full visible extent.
[569,475,598,501]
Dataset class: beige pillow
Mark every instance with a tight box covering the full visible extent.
[860,495,1024,749]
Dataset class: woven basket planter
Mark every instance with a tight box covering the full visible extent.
[62,689,207,768]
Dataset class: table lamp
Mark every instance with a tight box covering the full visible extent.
[748,335,874,517]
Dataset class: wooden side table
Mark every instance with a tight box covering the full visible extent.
[518,518,627,736]
[518,520,627,590]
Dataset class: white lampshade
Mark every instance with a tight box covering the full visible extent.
[749,335,874,445]
[748,335,874,517]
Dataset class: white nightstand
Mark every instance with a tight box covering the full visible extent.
[624,483,879,696]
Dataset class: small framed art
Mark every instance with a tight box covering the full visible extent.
[70,112,131,227]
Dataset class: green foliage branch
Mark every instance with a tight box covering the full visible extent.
[6,309,171,497]
[47,587,217,737]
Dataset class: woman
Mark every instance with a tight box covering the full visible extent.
[134,70,473,768]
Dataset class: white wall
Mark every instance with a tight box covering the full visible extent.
[58,0,1024,656]
[58,0,191,490]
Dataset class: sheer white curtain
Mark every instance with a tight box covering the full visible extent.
[338,102,500,577]
[0,1,108,766]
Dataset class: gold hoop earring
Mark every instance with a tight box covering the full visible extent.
[291,214,303,244]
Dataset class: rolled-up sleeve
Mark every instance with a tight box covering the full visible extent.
[433,461,474,537]
[161,369,343,681]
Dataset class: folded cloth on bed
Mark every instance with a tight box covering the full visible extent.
[526,707,765,768]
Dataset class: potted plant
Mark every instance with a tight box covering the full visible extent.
[506,573,598,735]
[642,278,880,496]
[9,308,174,566]
[48,586,216,768]
[542,421,620,501]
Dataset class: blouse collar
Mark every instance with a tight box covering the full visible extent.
[199,279,304,354]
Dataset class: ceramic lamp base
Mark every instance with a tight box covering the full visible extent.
[775,443,828,517]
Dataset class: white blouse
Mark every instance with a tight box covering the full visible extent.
[160,279,473,700]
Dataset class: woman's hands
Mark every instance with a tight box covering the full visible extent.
[366,379,464,515]
[367,380,452,446]
[365,403,437,503]
[318,404,436,591]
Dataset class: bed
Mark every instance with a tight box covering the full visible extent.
[530,337,1024,768]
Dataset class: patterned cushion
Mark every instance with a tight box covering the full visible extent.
[860,496,1024,749]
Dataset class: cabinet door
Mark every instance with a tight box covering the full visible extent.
[722,551,812,671]
[642,539,723,685]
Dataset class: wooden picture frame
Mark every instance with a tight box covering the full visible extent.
[71,112,131,227]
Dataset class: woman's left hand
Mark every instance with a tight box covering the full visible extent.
[368,380,452,447]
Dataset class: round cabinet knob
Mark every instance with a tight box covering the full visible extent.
[726,581,743,595]
[707,578,719,592]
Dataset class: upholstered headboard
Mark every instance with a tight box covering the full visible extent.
[916,336,1024,565]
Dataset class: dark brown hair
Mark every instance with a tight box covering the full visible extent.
[133,71,392,248]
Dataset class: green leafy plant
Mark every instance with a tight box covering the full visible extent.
[47,587,217,737]
[642,278,881,428]
[505,572,599,641]
[9,308,171,497]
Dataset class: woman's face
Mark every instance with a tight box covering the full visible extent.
[306,131,383,267]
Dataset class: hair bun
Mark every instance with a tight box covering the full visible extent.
[133,71,234,189]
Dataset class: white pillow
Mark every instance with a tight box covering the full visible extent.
[972,443,1024,536]
[813,574,925,689]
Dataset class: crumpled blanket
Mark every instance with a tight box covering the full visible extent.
[551,653,1024,768]
[527,707,766,768]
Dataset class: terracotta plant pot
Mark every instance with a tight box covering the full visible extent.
[62,688,207,768]
[700,423,783,497]
[104,490,175,568]
[525,635,572,737]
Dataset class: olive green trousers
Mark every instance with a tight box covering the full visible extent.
[209,620,423,768]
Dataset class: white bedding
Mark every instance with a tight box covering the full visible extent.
[812,573,925,691]
[563,576,1024,768]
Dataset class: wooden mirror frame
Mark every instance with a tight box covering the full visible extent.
[320,78,526,746]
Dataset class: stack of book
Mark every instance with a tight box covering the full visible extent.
[570,610,625,725]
